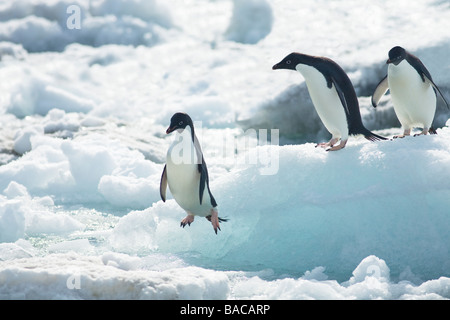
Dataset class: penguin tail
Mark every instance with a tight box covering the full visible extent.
[429,127,437,135]
[206,216,229,222]
[364,131,387,142]
[352,127,387,142]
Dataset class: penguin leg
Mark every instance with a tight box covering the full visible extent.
[206,208,220,234]
[180,214,195,228]
[327,139,347,151]
[394,128,411,139]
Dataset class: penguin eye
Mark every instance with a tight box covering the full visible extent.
[286,60,291,65]
[178,121,183,126]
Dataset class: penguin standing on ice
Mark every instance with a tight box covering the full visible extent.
[273,52,386,151]
[160,112,227,234]
[371,46,449,138]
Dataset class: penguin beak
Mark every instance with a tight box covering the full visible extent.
[387,58,401,66]
[273,61,295,70]
[166,126,176,134]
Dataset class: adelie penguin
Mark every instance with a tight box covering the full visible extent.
[273,52,386,151]
[372,46,449,138]
[160,112,227,234]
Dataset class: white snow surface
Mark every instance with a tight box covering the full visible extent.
[0,0,450,300]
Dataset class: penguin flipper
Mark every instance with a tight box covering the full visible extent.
[192,133,217,208]
[424,76,450,109]
[406,54,448,108]
[160,164,167,202]
[330,76,350,116]
[371,76,389,108]
[198,162,206,205]
[198,160,218,207]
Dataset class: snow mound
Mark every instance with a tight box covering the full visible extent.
[0,0,173,52]
[0,181,83,242]
[0,252,229,299]
[7,70,95,118]
[111,128,450,282]
[225,0,273,44]
[0,252,448,299]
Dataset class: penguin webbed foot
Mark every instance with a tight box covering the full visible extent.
[316,138,340,150]
[180,215,195,228]
[413,128,436,137]
[394,129,411,139]
[326,139,347,151]
[206,209,223,234]
[315,142,329,148]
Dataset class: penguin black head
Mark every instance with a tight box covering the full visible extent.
[272,52,304,71]
[387,46,407,66]
[166,112,194,134]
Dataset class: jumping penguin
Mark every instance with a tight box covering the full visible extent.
[160,112,227,234]
[273,52,386,151]
[371,46,449,138]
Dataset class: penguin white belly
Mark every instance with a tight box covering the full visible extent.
[388,62,436,129]
[296,64,348,140]
[166,136,211,217]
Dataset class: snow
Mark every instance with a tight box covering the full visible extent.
[225,0,273,44]
[1,252,449,299]
[0,0,450,300]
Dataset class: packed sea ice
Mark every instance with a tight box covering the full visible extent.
[0,0,449,299]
